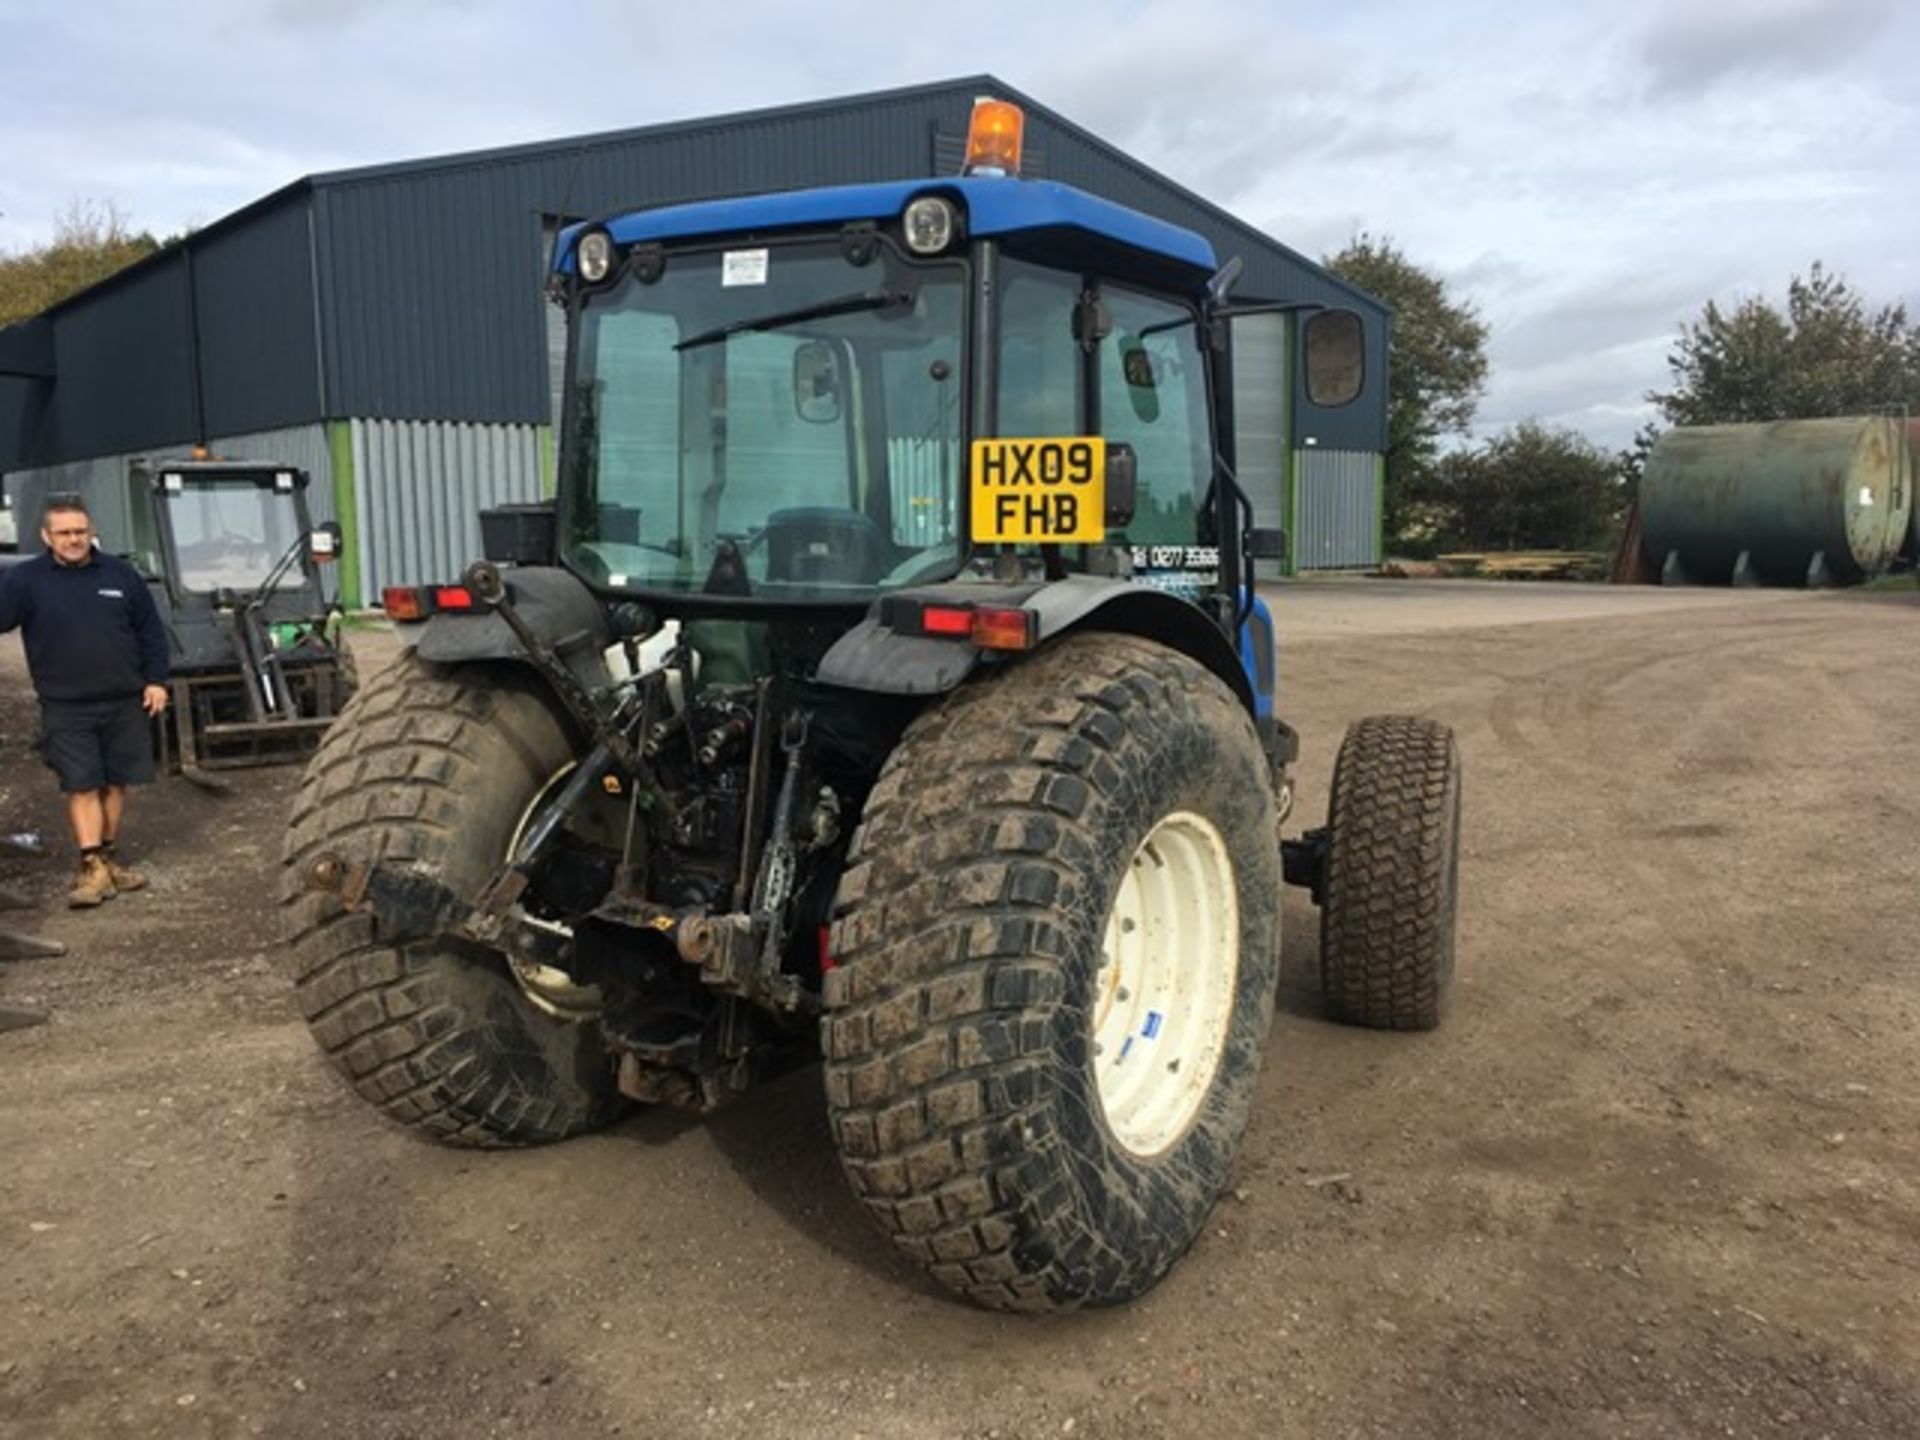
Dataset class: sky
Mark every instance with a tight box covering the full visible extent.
[2,0,1915,449]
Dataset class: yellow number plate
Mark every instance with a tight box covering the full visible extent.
[970,436,1106,544]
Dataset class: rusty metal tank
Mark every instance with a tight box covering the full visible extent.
[1641,417,1913,586]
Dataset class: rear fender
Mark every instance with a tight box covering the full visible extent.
[1028,576,1255,712]
[816,574,1255,712]
[408,565,610,689]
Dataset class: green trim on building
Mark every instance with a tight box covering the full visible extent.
[1373,452,1387,565]
[537,424,556,499]
[1279,313,1297,577]
[1279,457,1300,580]
[326,420,360,608]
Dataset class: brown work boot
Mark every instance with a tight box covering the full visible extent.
[68,854,116,908]
[102,850,147,892]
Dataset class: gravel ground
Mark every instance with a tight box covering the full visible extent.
[1,580,1915,1439]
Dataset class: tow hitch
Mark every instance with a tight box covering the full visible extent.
[303,852,814,1019]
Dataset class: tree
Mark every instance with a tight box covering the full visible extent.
[1651,262,1920,426]
[0,201,162,327]
[1324,233,1489,540]
[1432,421,1622,551]
[1616,420,1663,505]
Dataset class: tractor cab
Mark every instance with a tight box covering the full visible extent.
[525,106,1364,764]
[137,460,353,777]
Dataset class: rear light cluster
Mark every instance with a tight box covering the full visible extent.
[380,584,478,622]
[880,598,1037,651]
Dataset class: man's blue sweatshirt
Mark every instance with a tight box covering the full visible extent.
[0,549,171,702]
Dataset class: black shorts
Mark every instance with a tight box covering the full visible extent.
[38,696,156,792]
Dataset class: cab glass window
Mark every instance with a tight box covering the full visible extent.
[1099,286,1211,549]
[563,242,965,598]
[995,260,1080,436]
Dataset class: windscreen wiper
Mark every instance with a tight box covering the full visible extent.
[674,289,913,352]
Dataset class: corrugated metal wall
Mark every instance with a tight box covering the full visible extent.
[1,194,320,472]
[1293,449,1378,571]
[350,418,543,592]
[5,423,335,561]
[30,257,197,464]
[193,199,324,436]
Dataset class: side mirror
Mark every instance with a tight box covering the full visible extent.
[793,341,843,425]
[1117,335,1161,423]
[308,521,343,565]
[1303,309,1365,407]
[1104,442,1138,528]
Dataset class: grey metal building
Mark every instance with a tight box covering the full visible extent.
[0,76,1389,601]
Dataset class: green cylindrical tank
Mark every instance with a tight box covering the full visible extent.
[1905,419,1920,562]
[1640,417,1913,586]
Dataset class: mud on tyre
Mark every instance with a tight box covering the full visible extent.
[1320,713,1462,1031]
[823,633,1282,1312]
[280,650,621,1146]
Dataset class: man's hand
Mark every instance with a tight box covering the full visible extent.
[142,685,169,717]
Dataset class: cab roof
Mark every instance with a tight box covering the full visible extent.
[556,177,1219,296]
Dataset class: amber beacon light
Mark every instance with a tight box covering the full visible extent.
[963,98,1025,177]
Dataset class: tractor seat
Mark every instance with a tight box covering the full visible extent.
[763,508,887,586]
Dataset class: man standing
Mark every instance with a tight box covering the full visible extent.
[0,495,169,907]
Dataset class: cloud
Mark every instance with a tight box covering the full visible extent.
[1493,271,1715,371]
[0,0,1914,453]
[1637,0,1896,97]
[1478,332,1673,447]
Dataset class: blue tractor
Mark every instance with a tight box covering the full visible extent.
[286,100,1461,1312]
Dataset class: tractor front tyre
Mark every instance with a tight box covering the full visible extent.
[279,650,621,1146]
[823,634,1282,1313]
[1319,714,1462,1031]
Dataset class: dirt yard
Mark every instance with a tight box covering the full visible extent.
[2,580,1916,1439]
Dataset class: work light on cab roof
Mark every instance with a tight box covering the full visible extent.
[577,229,614,283]
[902,195,957,254]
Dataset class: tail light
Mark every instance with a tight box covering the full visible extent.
[380,584,481,622]
[381,586,428,622]
[886,600,1037,652]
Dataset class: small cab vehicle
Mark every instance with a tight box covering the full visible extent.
[286,100,1462,1312]
[136,460,353,778]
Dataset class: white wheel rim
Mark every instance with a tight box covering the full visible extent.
[1092,811,1239,1158]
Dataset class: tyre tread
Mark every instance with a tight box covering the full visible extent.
[278,650,614,1147]
[824,634,1274,1311]
[1320,713,1461,1031]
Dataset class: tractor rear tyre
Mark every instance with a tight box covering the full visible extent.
[330,636,360,711]
[279,650,621,1146]
[1319,714,1462,1031]
[823,634,1282,1312]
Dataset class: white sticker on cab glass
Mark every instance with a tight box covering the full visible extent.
[1858,486,1874,506]
[722,250,769,287]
